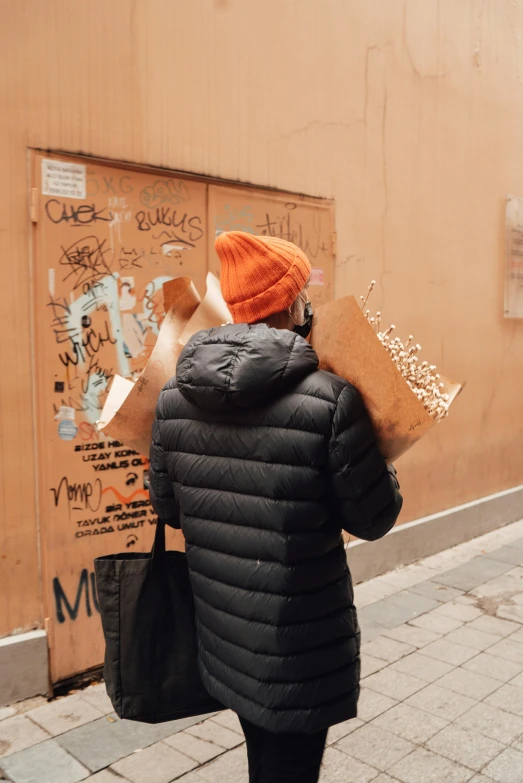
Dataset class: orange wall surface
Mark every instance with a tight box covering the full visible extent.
[1,0,523,639]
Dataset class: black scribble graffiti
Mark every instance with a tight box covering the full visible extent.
[47,295,73,341]
[80,280,110,313]
[50,476,103,518]
[136,377,148,394]
[135,208,204,245]
[139,179,190,208]
[151,230,196,249]
[50,319,82,347]
[47,292,112,363]
[152,230,186,243]
[53,569,100,624]
[255,210,328,260]
[47,296,86,350]
[81,355,114,395]
[59,236,113,290]
[58,319,116,368]
[117,246,145,270]
[45,199,113,227]
[139,281,163,326]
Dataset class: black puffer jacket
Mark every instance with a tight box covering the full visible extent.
[149,323,402,733]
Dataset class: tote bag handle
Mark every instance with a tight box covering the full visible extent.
[151,519,166,560]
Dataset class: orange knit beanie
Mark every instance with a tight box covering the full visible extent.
[215,231,311,324]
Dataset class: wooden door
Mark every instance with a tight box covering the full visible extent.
[31,153,207,682]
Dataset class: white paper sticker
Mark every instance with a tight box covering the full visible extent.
[119,277,136,311]
[42,158,86,199]
[54,405,76,422]
[97,375,135,430]
[310,268,325,286]
[163,244,188,255]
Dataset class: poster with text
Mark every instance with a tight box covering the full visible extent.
[505,195,523,318]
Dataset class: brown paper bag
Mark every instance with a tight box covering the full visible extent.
[97,277,200,454]
[311,296,462,462]
[179,273,231,346]
[98,273,232,455]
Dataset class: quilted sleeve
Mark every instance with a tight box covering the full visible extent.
[327,384,403,541]
[148,418,181,528]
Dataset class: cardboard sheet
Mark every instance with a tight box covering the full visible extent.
[311,296,462,461]
[98,277,201,454]
[179,272,232,346]
[98,273,231,455]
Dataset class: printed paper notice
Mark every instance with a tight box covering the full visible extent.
[505,196,523,318]
[42,159,86,200]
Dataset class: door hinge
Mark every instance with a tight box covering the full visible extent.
[30,187,39,223]
[332,231,337,258]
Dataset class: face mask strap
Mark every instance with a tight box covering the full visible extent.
[289,297,313,339]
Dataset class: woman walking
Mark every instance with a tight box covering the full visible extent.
[149,231,402,783]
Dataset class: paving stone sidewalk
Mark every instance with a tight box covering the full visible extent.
[3,518,523,783]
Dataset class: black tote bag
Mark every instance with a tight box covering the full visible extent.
[94,521,223,723]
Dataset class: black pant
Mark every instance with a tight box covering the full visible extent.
[239,716,328,783]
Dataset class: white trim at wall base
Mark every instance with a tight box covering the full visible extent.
[1,486,522,706]
[0,630,48,707]
[347,484,523,584]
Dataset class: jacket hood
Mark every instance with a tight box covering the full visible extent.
[176,323,319,411]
